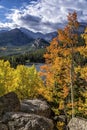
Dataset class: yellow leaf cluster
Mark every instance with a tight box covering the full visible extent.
[0,60,44,99]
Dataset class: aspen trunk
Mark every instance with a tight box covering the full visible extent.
[70,47,74,118]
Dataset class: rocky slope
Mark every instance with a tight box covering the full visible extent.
[0,92,87,130]
[0,92,55,130]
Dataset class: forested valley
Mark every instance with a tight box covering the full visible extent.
[0,48,46,68]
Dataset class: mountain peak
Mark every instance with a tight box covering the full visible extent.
[0,28,33,46]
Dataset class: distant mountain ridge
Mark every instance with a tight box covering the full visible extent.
[20,22,87,41]
[0,28,50,48]
[20,27,57,42]
[0,28,34,46]
[0,22,86,47]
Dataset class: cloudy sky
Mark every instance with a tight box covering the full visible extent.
[0,0,87,33]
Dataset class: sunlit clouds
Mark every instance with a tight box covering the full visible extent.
[0,0,87,33]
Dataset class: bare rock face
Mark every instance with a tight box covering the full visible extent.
[0,92,20,117]
[2,112,54,130]
[0,123,8,130]
[68,117,87,130]
[0,93,54,130]
[20,99,51,118]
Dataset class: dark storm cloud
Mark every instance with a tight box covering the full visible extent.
[19,14,41,25]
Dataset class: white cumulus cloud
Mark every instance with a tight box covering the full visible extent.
[0,0,87,33]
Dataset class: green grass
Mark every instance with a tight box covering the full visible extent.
[0,44,33,57]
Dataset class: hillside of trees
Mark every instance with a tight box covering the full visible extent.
[0,12,87,130]
[0,48,46,68]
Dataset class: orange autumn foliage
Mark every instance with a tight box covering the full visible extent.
[40,12,87,118]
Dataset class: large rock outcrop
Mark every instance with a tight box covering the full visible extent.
[68,117,87,130]
[20,99,51,118]
[0,92,20,117]
[0,92,54,130]
[1,112,53,130]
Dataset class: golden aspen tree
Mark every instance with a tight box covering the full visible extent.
[0,60,44,100]
[15,65,44,99]
[82,26,87,44]
[58,12,79,118]
[40,12,87,120]
[0,60,14,96]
